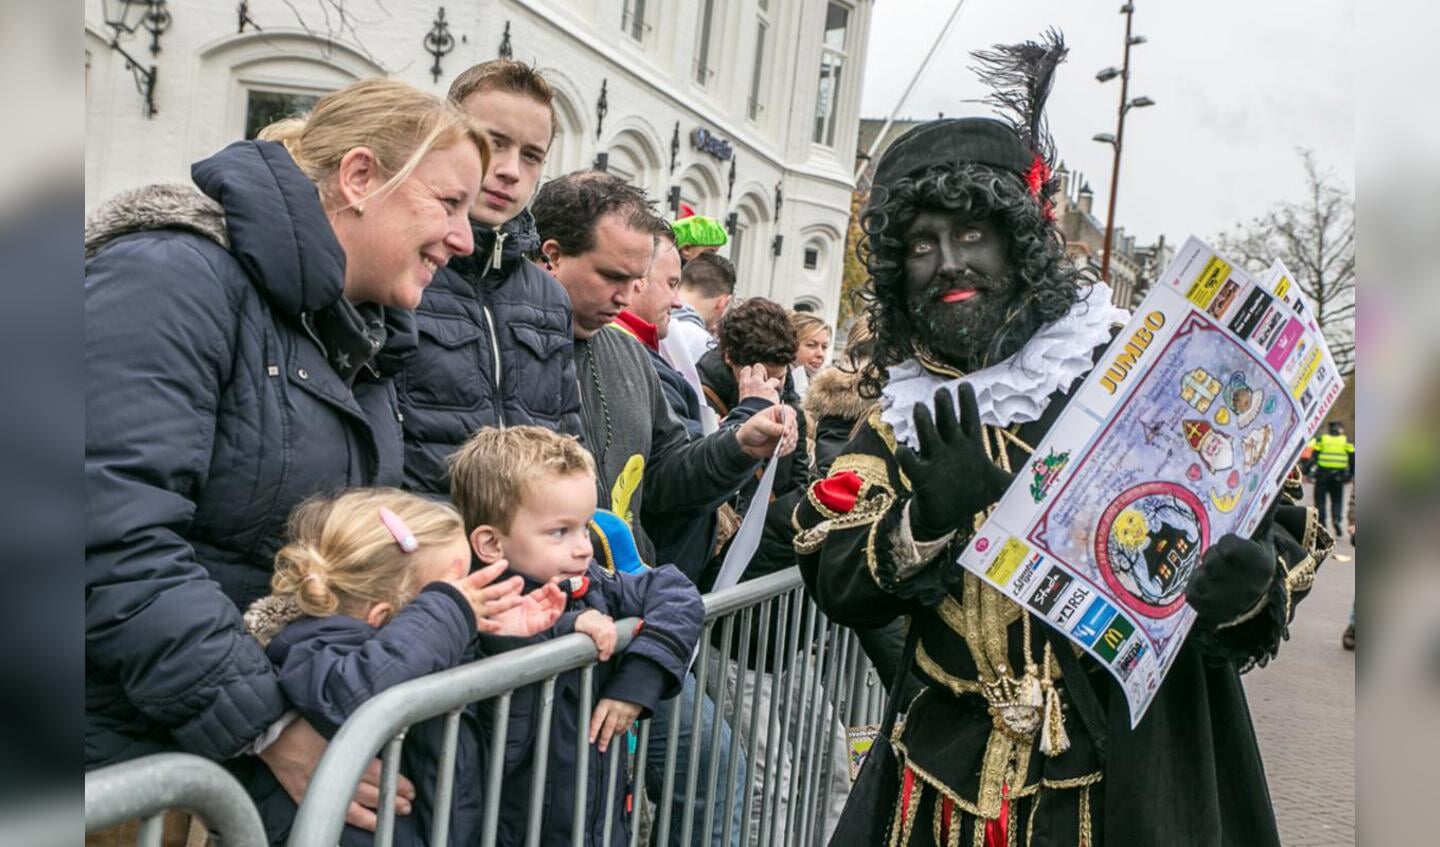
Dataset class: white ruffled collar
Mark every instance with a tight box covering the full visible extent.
[881,282,1129,448]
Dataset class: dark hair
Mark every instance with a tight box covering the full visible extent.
[681,251,736,297]
[653,217,677,247]
[855,162,1090,399]
[716,298,798,367]
[448,60,559,139]
[531,170,660,257]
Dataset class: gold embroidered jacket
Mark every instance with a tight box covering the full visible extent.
[794,381,1332,846]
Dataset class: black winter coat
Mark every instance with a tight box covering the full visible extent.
[84,140,407,767]
[400,211,582,497]
[242,585,482,847]
[492,562,703,847]
[644,343,775,580]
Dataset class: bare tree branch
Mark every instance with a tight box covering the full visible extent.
[1216,149,1356,375]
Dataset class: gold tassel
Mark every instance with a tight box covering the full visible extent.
[1039,645,1070,757]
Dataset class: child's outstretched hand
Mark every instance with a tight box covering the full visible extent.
[589,698,643,753]
[573,609,617,661]
[447,560,525,633]
[489,580,566,637]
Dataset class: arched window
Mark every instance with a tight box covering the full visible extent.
[729,188,772,297]
[601,125,664,195]
[677,161,724,220]
[189,30,384,164]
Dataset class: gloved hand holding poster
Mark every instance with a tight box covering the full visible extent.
[958,236,1343,725]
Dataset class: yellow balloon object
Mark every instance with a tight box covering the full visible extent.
[609,453,647,527]
[1214,407,1232,426]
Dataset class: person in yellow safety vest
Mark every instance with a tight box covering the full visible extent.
[1305,420,1355,535]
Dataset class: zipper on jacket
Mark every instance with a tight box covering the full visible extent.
[482,304,505,428]
[485,230,507,277]
[479,229,507,427]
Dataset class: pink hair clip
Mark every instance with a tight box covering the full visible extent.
[379,507,418,553]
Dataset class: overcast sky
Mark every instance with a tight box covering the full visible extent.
[858,0,1354,247]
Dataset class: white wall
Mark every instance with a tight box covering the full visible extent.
[85,0,872,324]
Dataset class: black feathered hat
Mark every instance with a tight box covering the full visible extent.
[872,30,1068,217]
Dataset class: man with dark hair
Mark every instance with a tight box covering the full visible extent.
[530,170,794,555]
[534,171,791,847]
[795,34,1333,847]
[399,59,578,497]
[668,251,736,367]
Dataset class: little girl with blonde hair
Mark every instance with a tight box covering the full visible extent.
[242,487,565,847]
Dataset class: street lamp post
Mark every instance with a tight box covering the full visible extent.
[1095,3,1154,284]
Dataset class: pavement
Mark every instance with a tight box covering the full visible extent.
[1243,509,1356,846]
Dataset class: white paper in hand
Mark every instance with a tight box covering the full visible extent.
[711,441,782,592]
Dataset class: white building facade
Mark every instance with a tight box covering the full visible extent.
[85,0,874,324]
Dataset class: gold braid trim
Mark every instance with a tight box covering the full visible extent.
[793,487,896,555]
[1285,554,1319,596]
[1079,784,1094,847]
[916,642,985,696]
[893,736,1102,821]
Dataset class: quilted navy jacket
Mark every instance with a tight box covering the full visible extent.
[84,140,408,766]
[243,585,482,846]
[399,210,582,497]
[491,561,703,847]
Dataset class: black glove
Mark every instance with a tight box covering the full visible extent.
[1185,518,1277,624]
[895,385,1014,542]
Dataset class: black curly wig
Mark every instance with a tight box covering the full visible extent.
[855,161,1094,399]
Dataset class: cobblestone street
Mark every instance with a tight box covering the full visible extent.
[1245,513,1355,846]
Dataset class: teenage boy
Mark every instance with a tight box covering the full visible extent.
[401,61,580,497]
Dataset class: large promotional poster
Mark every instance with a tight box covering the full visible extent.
[958,237,1341,725]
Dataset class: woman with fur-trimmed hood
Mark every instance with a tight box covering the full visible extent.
[84,79,491,825]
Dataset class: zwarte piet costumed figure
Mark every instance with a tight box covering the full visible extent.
[794,31,1333,847]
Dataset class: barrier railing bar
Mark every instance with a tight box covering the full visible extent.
[136,813,163,847]
[700,614,736,847]
[720,603,753,847]
[601,726,621,847]
[572,665,595,846]
[524,676,559,847]
[376,732,405,847]
[290,569,808,846]
[434,708,463,847]
[757,593,791,847]
[767,588,806,847]
[478,694,509,847]
[794,612,829,847]
[86,754,269,847]
[815,623,849,844]
[679,622,713,847]
[655,666,683,846]
[740,596,772,843]
[628,718,650,847]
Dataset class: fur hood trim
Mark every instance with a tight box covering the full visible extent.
[243,594,306,648]
[85,183,228,259]
[805,364,874,422]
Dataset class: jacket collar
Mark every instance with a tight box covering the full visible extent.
[612,311,660,352]
[451,208,543,285]
[190,140,347,318]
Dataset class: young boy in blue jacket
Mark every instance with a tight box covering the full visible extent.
[449,426,705,847]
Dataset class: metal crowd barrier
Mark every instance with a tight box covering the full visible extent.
[288,566,887,847]
[84,752,268,847]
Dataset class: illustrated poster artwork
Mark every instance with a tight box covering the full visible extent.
[957,237,1341,725]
